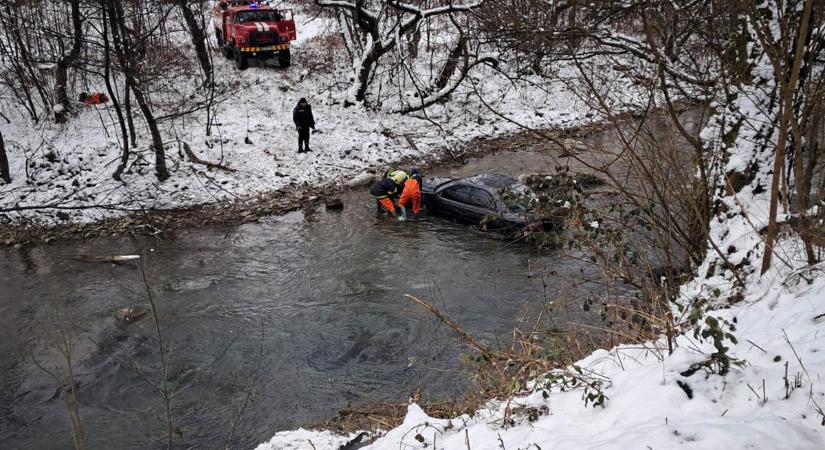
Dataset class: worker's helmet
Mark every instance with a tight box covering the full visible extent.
[409,167,419,176]
[390,171,408,184]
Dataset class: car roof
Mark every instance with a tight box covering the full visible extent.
[463,173,520,190]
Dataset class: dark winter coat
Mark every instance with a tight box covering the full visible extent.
[293,102,315,130]
[369,178,397,199]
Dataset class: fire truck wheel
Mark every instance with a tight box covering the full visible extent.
[234,47,248,70]
[222,43,233,60]
[278,49,291,68]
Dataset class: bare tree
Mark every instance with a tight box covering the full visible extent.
[106,0,170,181]
[176,0,212,82]
[30,315,87,450]
[749,0,819,272]
[54,0,84,123]
[0,4,51,122]
[317,0,484,105]
[99,1,132,181]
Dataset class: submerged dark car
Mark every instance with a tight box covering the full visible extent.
[421,173,538,230]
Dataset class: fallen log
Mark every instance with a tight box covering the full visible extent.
[182,142,236,173]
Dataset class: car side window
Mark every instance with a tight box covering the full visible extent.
[441,185,469,203]
[468,188,496,210]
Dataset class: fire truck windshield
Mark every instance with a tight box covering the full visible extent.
[237,10,282,23]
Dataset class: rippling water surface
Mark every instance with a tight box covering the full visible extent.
[1,149,593,449]
[1,108,707,449]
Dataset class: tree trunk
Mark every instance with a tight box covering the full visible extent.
[408,26,421,59]
[133,87,169,181]
[804,102,822,203]
[101,3,130,181]
[124,78,137,146]
[108,0,169,181]
[54,0,83,123]
[3,7,40,122]
[435,34,467,90]
[7,7,50,115]
[349,38,388,104]
[761,0,815,274]
[0,129,10,184]
[176,0,211,81]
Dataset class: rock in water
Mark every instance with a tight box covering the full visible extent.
[115,305,148,324]
[325,198,344,211]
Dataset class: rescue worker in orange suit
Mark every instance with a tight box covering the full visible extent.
[397,168,422,218]
[370,170,407,218]
[409,167,422,189]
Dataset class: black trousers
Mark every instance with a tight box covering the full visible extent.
[298,127,310,151]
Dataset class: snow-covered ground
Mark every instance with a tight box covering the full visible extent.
[0,5,638,227]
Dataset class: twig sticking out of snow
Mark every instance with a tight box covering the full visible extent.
[782,329,811,382]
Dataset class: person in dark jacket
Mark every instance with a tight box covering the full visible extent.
[384,169,406,202]
[370,170,407,218]
[293,98,315,153]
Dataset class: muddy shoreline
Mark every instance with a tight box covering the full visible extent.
[0,120,614,247]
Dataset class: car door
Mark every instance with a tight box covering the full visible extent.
[466,187,500,225]
[435,184,474,223]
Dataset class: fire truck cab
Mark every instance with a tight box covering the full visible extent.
[212,1,297,69]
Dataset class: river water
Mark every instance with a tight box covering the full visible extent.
[0,146,605,449]
[0,106,705,450]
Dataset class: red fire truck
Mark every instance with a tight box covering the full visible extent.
[212,1,297,70]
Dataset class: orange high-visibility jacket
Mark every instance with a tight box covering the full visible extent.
[398,178,421,214]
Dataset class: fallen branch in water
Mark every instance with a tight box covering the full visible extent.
[73,254,140,264]
[405,294,497,360]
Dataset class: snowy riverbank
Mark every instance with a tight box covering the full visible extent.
[0,6,641,230]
